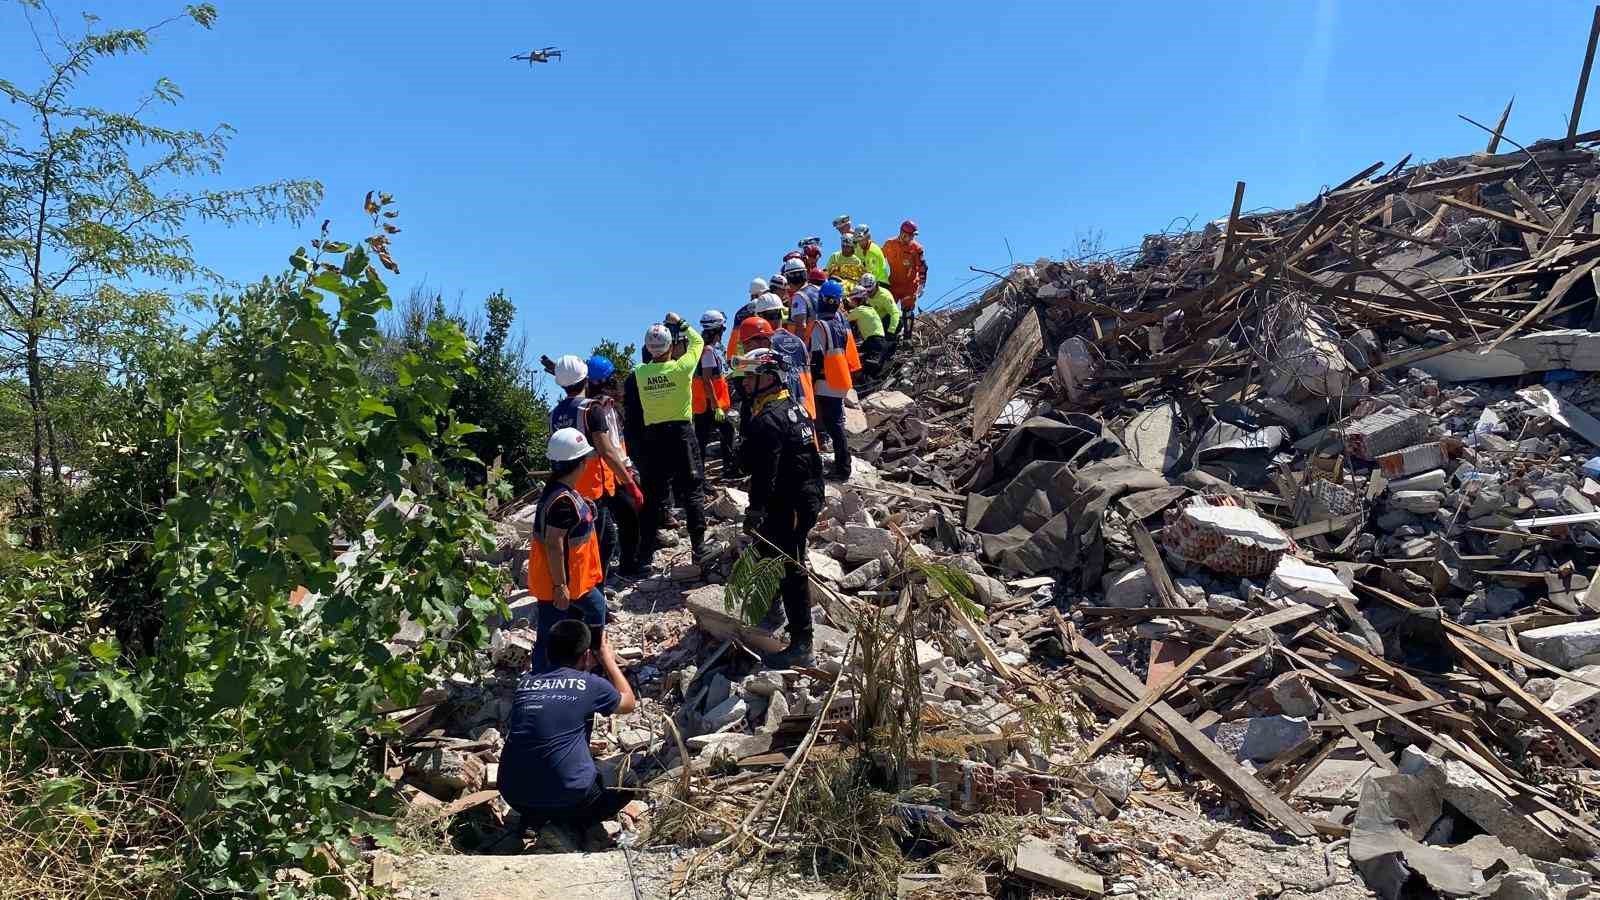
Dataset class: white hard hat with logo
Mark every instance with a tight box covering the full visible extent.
[547,427,595,462]
[553,354,589,388]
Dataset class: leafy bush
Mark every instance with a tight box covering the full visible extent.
[0,211,505,896]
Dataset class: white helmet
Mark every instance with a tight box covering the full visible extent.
[750,293,783,315]
[748,277,769,298]
[858,273,877,291]
[553,353,589,388]
[644,323,672,354]
[781,258,806,276]
[547,427,594,462]
[700,309,726,329]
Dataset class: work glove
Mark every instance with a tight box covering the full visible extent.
[714,407,726,423]
[624,482,644,512]
[743,508,765,536]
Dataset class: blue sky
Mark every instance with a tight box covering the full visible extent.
[5,1,1598,371]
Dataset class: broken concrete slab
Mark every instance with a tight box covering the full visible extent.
[1398,746,1566,860]
[861,390,915,427]
[1415,329,1600,382]
[842,525,896,563]
[1011,836,1104,896]
[685,584,786,654]
[1267,555,1358,607]
[1520,619,1600,670]
[1122,402,1183,474]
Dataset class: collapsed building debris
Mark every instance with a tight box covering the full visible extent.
[378,44,1600,900]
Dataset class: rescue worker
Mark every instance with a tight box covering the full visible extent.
[587,356,648,580]
[728,277,769,357]
[883,219,927,338]
[693,310,739,478]
[636,314,711,566]
[857,273,902,359]
[809,281,854,480]
[826,230,867,284]
[753,294,816,421]
[735,349,825,667]
[832,214,852,238]
[550,355,642,578]
[527,428,610,673]
[798,237,824,271]
[780,258,811,320]
[853,224,890,287]
[846,286,888,379]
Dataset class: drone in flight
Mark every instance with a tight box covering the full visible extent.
[511,47,563,65]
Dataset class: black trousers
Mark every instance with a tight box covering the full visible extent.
[606,492,642,573]
[755,501,821,642]
[640,420,706,556]
[861,335,888,379]
[693,409,739,474]
[815,395,850,478]
[513,775,631,833]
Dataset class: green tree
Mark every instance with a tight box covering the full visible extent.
[1,207,505,895]
[0,2,321,544]
[590,337,637,379]
[374,288,550,494]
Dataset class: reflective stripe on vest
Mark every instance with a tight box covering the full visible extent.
[526,482,605,601]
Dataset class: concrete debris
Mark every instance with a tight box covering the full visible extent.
[435,88,1600,898]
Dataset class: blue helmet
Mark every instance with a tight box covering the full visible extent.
[819,280,843,300]
[586,355,616,383]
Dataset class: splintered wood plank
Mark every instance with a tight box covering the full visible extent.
[970,307,1042,440]
[1074,634,1317,838]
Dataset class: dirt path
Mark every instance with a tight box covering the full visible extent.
[394,849,840,900]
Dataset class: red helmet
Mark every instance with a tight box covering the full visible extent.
[782,250,804,262]
[900,219,918,234]
[806,267,827,285]
[737,316,775,345]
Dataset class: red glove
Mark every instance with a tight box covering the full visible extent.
[624,482,644,512]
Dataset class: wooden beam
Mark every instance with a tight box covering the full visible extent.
[1433,193,1551,234]
[1486,96,1515,154]
[1074,634,1318,838]
[970,307,1042,440]
[1476,257,1599,356]
[1570,5,1600,148]
[1538,179,1599,255]
[1449,636,1600,769]
[1503,179,1553,227]
[1077,618,1249,762]
[1217,181,1247,274]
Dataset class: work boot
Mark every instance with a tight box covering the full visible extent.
[763,635,813,669]
[536,823,581,853]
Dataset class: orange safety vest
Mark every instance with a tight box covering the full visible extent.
[551,396,615,499]
[692,348,732,414]
[526,481,605,602]
[845,330,862,373]
[816,317,854,393]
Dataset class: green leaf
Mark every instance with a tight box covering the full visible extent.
[88,640,119,664]
[359,398,397,418]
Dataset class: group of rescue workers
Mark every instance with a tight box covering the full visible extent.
[498,217,928,841]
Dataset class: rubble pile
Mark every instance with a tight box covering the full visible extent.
[379,130,1600,900]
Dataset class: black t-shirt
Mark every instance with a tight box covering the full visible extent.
[543,491,581,531]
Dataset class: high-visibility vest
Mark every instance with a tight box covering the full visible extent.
[551,396,615,499]
[816,317,854,393]
[845,329,862,373]
[693,374,731,414]
[692,347,732,414]
[526,481,605,601]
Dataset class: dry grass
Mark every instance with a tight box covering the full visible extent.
[0,748,200,900]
